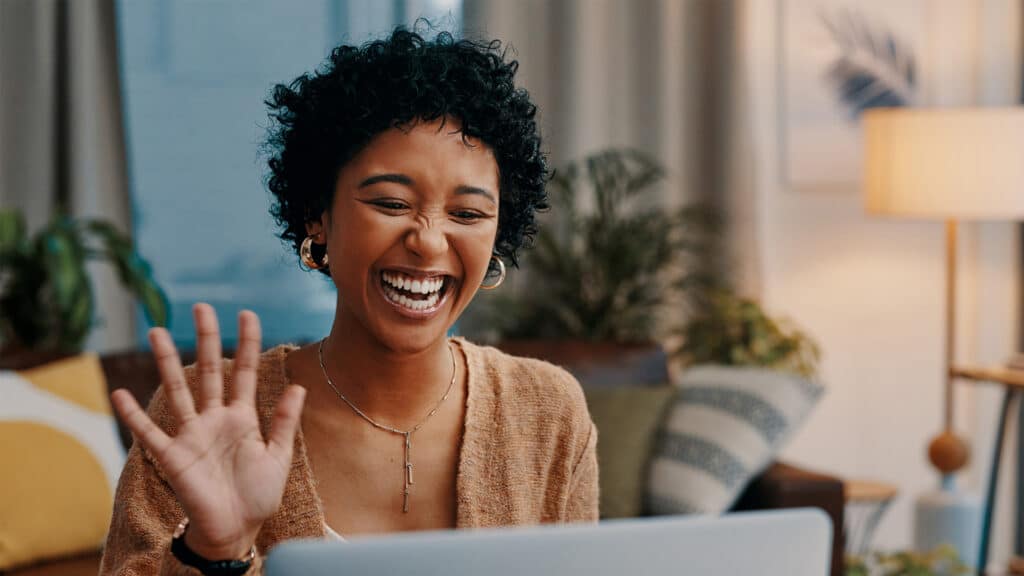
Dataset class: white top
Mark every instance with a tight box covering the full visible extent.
[323,522,347,542]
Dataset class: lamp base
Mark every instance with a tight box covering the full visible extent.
[928,432,970,474]
[913,477,981,568]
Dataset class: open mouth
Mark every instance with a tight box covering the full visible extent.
[380,270,452,313]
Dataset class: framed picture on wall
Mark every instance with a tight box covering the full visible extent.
[779,0,930,193]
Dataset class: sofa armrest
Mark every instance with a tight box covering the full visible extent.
[731,461,845,576]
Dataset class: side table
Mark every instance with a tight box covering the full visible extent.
[951,366,1024,576]
[844,480,899,556]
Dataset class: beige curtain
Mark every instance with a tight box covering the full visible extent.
[461,0,761,295]
[0,0,135,351]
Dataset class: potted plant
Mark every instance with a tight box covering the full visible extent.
[464,148,719,385]
[675,287,820,378]
[845,545,971,576]
[0,209,168,366]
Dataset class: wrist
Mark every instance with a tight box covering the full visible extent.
[172,518,257,575]
[182,529,255,563]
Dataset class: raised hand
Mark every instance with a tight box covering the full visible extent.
[110,303,307,560]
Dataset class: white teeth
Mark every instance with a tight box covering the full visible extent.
[383,282,442,312]
[382,272,445,295]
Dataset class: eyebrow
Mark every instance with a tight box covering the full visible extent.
[358,173,413,188]
[358,173,497,205]
[454,185,497,205]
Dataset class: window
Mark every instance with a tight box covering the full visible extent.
[117,0,461,347]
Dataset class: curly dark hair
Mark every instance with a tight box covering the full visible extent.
[263,27,549,278]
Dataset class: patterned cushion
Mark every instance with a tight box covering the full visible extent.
[0,355,125,570]
[645,365,823,515]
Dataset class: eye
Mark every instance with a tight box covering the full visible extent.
[367,199,410,211]
[451,210,488,222]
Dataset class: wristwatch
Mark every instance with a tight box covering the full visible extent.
[171,518,256,576]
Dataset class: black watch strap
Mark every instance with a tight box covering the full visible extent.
[170,519,255,576]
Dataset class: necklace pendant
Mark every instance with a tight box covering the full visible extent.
[403,431,413,512]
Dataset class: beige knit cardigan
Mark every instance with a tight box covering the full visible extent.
[99,338,599,575]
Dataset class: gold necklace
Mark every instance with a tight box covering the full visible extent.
[317,338,457,513]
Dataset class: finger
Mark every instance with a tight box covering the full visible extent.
[193,303,225,411]
[267,385,306,466]
[229,310,262,406]
[148,327,197,422]
[111,388,172,456]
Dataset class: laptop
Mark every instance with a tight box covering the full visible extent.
[264,508,833,576]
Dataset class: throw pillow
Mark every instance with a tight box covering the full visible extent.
[0,354,125,570]
[583,386,676,519]
[645,366,824,515]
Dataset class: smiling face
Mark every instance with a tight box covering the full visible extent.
[312,118,500,354]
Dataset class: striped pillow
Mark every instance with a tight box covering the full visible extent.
[645,365,823,515]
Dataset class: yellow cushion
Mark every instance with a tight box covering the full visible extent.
[0,355,125,570]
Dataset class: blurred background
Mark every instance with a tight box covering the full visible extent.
[2,0,1023,573]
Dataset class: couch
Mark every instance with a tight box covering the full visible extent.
[4,348,845,576]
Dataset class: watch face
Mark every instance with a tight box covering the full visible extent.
[173,518,189,539]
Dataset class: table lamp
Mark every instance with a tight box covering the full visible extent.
[862,107,1024,566]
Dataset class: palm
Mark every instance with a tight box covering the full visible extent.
[161,405,287,543]
[111,304,306,559]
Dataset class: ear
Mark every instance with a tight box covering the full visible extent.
[305,211,329,241]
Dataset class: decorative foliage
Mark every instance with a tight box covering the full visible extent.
[676,288,821,379]
[473,148,720,344]
[820,9,916,119]
[846,545,971,576]
[0,210,168,353]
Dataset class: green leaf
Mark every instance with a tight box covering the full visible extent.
[0,209,26,259]
[677,288,821,378]
[35,221,93,350]
[84,220,169,327]
[40,228,87,312]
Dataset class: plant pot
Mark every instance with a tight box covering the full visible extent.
[494,340,669,388]
[0,344,74,371]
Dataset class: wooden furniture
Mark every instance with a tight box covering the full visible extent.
[951,365,1024,576]
[844,479,899,556]
[732,462,846,576]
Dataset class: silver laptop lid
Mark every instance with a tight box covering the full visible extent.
[264,508,832,576]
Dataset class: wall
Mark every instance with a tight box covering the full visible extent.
[742,0,1021,564]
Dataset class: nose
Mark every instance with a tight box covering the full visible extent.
[404,218,448,260]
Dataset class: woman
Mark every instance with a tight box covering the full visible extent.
[100,28,598,575]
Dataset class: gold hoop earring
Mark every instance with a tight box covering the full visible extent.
[300,234,329,270]
[480,256,506,290]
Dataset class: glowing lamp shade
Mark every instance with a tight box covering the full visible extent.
[863,108,1024,221]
